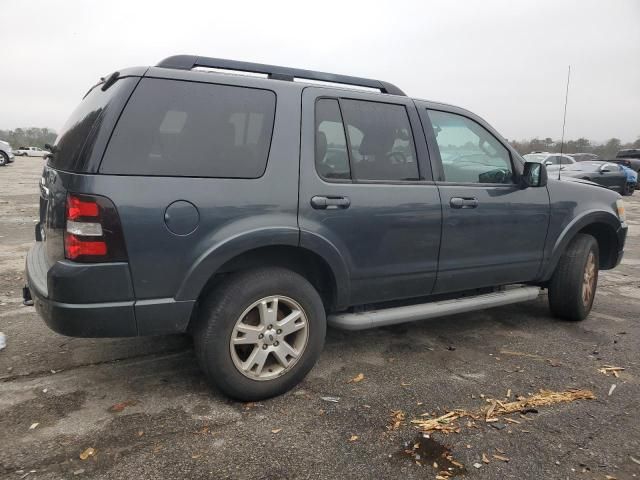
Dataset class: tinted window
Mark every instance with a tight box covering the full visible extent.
[340,100,419,181]
[101,78,276,178]
[315,99,350,180]
[560,156,574,165]
[48,77,137,172]
[427,110,513,184]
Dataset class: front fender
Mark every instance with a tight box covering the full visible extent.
[540,209,622,281]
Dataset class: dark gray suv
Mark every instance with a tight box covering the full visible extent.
[25,55,628,400]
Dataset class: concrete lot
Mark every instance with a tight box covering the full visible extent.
[0,158,639,480]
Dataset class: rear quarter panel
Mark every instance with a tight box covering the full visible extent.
[73,71,303,302]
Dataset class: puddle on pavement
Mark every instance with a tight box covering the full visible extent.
[395,434,466,477]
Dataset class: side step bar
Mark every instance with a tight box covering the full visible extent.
[327,286,541,331]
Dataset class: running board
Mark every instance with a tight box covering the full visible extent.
[327,286,541,331]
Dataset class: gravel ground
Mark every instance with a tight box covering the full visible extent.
[1,158,639,480]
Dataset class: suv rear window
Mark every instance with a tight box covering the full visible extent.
[100,78,276,178]
[48,77,138,172]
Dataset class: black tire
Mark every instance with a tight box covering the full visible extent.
[194,267,326,401]
[548,233,599,321]
[622,183,633,196]
[0,152,7,166]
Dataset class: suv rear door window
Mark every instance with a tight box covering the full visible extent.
[340,99,419,181]
[315,99,350,180]
[427,110,513,184]
[100,78,276,178]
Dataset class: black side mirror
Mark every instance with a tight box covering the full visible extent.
[521,161,547,188]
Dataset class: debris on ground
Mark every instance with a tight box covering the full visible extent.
[412,389,595,433]
[608,384,617,396]
[599,366,625,377]
[79,447,96,460]
[271,428,282,434]
[320,396,340,403]
[493,454,510,462]
[0,332,6,350]
[29,423,39,430]
[396,435,466,477]
[349,435,359,442]
[348,373,365,383]
[388,410,406,431]
[108,399,138,413]
[482,453,490,463]
[630,456,640,465]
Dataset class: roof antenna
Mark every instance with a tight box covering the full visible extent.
[558,65,571,181]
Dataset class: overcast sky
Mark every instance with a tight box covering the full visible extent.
[1,0,638,142]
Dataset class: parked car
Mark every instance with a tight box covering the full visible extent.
[568,153,600,162]
[611,149,640,171]
[523,152,576,172]
[24,55,628,401]
[15,146,51,157]
[621,165,637,196]
[0,140,15,166]
[561,161,628,193]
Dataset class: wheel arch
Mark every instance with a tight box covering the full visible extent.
[541,210,622,281]
[177,232,350,327]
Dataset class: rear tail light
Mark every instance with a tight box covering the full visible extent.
[64,193,128,262]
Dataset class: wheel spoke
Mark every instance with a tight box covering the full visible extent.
[272,340,299,368]
[242,346,269,375]
[233,324,262,345]
[277,309,304,336]
[257,298,278,326]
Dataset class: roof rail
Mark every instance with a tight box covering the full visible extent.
[156,55,406,96]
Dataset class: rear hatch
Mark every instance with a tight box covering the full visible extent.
[39,72,142,265]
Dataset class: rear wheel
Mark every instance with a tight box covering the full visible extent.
[548,234,599,321]
[622,183,633,196]
[0,152,7,166]
[194,267,326,401]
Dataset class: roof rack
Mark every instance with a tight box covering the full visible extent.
[156,55,406,96]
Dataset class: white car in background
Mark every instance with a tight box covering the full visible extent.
[14,146,51,157]
[523,152,576,171]
[0,140,15,166]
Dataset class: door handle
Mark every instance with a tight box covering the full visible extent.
[450,197,479,209]
[310,196,351,210]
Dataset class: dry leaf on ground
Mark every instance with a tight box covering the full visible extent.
[388,410,406,431]
[79,448,96,460]
[108,400,137,413]
[271,428,282,434]
[349,435,359,442]
[348,373,365,383]
[598,366,624,377]
[493,454,510,462]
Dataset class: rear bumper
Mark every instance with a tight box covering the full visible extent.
[25,242,195,337]
[25,241,137,337]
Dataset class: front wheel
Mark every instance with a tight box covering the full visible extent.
[194,267,326,401]
[0,152,7,166]
[548,234,599,321]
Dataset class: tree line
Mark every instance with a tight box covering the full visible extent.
[0,128,57,149]
[508,136,640,159]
